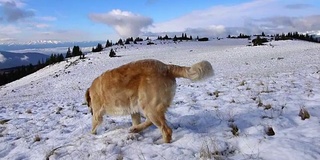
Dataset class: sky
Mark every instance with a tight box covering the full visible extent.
[0,0,319,43]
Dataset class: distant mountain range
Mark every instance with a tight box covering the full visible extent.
[0,40,106,69]
[0,51,49,69]
[0,40,105,51]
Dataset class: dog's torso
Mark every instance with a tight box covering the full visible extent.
[88,59,176,116]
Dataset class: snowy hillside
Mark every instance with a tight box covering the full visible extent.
[0,39,320,160]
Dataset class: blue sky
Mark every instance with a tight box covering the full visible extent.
[0,0,319,43]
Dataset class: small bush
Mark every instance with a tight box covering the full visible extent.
[198,37,209,41]
[147,41,155,45]
[252,36,268,46]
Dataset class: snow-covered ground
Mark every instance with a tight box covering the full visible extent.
[0,39,320,160]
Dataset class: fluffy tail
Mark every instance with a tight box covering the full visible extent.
[167,61,214,81]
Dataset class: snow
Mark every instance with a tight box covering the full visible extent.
[0,53,6,63]
[0,39,320,160]
[20,55,29,61]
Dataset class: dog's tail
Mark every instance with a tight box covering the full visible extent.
[85,88,93,115]
[167,61,214,81]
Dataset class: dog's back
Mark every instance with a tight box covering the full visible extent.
[86,59,213,142]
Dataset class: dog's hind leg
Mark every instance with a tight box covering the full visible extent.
[147,106,172,143]
[129,118,152,133]
[131,113,141,126]
[91,110,103,134]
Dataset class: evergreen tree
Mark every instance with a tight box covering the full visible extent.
[58,54,65,62]
[109,48,116,57]
[92,43,103,52]
[66,47,72,58]
[117,39,124,45]
[134,37,143,42]
[125,38,131,44]
[105,40,112,48]
[173,35,177,41]
[72,46,83,57]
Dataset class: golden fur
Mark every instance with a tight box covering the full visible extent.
[85,59,213,143]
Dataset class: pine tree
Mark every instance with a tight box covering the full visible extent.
[117,39,124,45]
[109,48,116,57]
[72,46,82,57]
[58,54,65,62]
[173,35,177,41]
[105,40,112,48]
[92,43,103,52]
[66,47,72,58]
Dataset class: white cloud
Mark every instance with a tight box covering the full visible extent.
[34,23,50,29]
[37,16,57,21]
[147,0,320,36]
[251,15,320,34]
[0,53,7,63]
[0,0,34,22]
[0,24,21,40]
[0,0,25,8]
[184,25,226,37]
[89,9,153,38]
[285,4,311,10]
[0,24,20,34]
[20,55,28,61]
[28,30,94,42]
[149,0,274,34]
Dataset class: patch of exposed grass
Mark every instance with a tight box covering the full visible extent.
[299,107,310,120]
[266,126,275,136]
[34,135,41,142]
[263,104,272,110]
[200,139,236,160]
[0,119,10,124]
[229,123,239,136]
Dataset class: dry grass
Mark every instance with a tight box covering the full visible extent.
[34,135,41,142]
[0,119,10,124]
[299,107,310,120]
[266,126,275,136]
[229,123,239,136]
[56,107,63,114]
[26,109,32,114]
[263,104,272,110]
[200,138,236,160]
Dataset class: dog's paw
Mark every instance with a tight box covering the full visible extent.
[129,127,140,133]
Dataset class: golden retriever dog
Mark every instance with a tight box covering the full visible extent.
[85,59,213,143]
